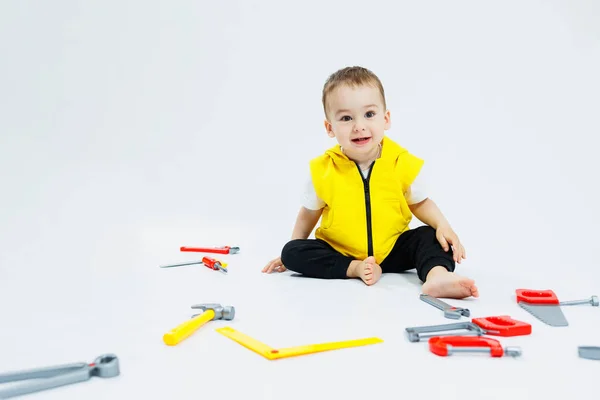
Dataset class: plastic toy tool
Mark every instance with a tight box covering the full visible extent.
[578,346,600,360]
[216,327,383,360]
[429,336,522,358]
[159,257,228,273]
[405,315,532,342]
[180,245,240,254]
[514,289,597,327]
[0,354,119,398]
[163,304,235,346]
[200,257,228,274]
[516,289,567,326]
[420,294,470,319]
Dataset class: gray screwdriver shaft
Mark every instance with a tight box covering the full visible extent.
[159,260,203,268]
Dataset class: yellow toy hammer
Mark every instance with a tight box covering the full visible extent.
[163,303,235,346]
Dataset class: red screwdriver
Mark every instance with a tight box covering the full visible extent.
[159,257,228,274]
[202,257,228,274]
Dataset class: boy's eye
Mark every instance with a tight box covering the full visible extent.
[365,111,375,118]
[340,116,352,121]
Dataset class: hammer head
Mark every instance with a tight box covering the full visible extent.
[191,303,235,321]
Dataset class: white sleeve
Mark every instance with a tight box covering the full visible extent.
[405,162,428,205]
[302,174,326,210]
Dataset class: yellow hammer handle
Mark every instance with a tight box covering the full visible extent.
[163,310,215,346]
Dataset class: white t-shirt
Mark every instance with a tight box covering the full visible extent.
[302,162,428,210]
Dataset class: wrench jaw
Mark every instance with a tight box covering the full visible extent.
[443,310,461,319]
[446,307,470,319]
[91,354,120,378]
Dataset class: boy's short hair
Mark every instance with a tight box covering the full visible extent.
[322,66,386,118]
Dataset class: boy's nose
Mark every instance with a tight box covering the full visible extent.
[353,121,366,131]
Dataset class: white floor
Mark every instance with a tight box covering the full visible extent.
[1,1,600,399]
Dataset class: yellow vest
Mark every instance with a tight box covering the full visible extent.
[309,136,424,264]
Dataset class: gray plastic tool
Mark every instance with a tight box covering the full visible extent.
[578,346,600,360]
[405,321,484,342]
[420,294,470,319]
[518,302,569,327]
[0,354,119,398]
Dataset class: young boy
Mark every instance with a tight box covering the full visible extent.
[262,66,478,299]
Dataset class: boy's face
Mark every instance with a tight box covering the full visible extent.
[324,83,390,160]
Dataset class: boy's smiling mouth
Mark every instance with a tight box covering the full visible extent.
[351,136,372,145]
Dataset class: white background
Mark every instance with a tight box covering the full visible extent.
[1,0,599,399]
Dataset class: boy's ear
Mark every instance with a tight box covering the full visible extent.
[384,110,391,130]
[324,119,335,138]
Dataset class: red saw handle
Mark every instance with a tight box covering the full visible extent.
[471,315,532,337]
[429,336,504,357]
[181,246,230,254]
[515,289,559,304]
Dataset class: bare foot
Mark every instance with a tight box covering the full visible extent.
[347,256,382,286]
[422,266,479,299]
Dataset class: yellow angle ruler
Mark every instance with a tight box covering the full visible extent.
[215,327,383,360]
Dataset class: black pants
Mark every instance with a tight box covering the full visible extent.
[280,226,455,282]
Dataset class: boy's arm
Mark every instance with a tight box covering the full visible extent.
[408,197,449,230]
[262,206,322,273]
[291,206,323,239]
[408,197,466,263]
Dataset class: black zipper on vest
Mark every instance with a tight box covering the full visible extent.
[356,161,375,257]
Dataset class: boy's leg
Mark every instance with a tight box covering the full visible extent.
[381,226,478,298]
[281,239,354,279]
[281,239,381,284]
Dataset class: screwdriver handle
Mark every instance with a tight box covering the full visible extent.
[202,257,218,270]
[163,309,215,346]
[202,257,228,273]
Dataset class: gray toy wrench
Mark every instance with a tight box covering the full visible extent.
[0,354,119,398]
[420,294,470,319]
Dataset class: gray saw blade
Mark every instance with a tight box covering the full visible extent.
[518,302,568,326]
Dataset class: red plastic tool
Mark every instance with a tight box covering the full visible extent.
[471,315,532,337]
[428,336,521,357]
[180,246,240,254]
[515,289,560,304]
[202,257,228,274]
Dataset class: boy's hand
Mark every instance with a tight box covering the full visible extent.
[436,225,466,263]
[262,257,287,273]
